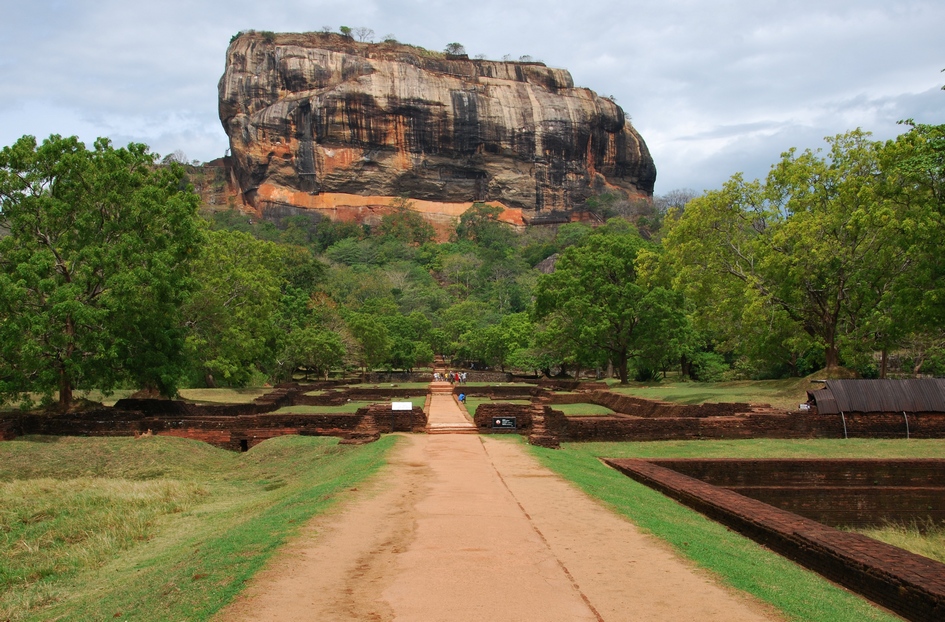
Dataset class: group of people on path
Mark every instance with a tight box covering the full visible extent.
[433,371,467,384]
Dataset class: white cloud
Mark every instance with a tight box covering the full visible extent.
[1,0,942,194]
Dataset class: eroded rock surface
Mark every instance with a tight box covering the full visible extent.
[219,32,656,225]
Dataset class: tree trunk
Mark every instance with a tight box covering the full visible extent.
[824,344,840,369]
[615,352,629,385]
[58,367,73,411]
[59,315,75,410]
[880,348,888,379]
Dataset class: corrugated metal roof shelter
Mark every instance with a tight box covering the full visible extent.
[808,379,945,414]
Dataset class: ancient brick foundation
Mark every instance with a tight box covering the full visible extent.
[555,411,945,441]
[0,385,427,451]
[643,458,945,528]
[473,404,533,433]
[605,458,945,622]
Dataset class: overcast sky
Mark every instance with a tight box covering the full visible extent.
[2,0,941,194]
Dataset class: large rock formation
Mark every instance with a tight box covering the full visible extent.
[218,32,656,228]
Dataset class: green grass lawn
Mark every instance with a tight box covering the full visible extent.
[273,398,422,414]
[0,434,396,622]
[178,388,269,404]
[552,403,615,416]
[463,382,535,387]
[857,522,945,564]
[606,377,813,410]
[355,382,432,390]
[529,438,945,622]
[464,397,531,415]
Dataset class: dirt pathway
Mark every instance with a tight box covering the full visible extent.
[216,400,782,621]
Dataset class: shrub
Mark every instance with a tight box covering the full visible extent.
[690,351,729,382]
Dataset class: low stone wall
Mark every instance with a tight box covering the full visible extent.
[1,387,427,451]
[363,370,513,383]
[646,459,945,528]
[579,391,757,418]
[365,404,428,434]
[294,387,427,406]
[364,371,432,383]
[345,388,428,400]
[551,410,945,442]
[606,458,945,622]
[459,385,539,399]
[464,371,514,383]
[554,413,805,441]
[473,404,533,433]
[0,419,18,441]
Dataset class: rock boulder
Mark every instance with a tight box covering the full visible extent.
[218,32,657,227]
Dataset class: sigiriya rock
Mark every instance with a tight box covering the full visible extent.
[218,31,657,229]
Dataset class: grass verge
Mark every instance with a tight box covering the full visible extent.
[606,377,811,410]
[274,398,422,414]
[528,438,945,622]
[178,388,269,404]
[464,398,531,415]
[0,434,396,621]
[552,403,615,416]
[855,521,945,564]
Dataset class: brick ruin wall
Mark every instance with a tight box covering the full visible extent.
[473,403,534,433]
[606,458,945,622]
[469,385,945,441]
[8,383,945,449]
[0,384,427,451]
[365,371,514,383]
[645,458,945,528]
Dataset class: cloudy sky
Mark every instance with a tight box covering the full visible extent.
[2,0,941,194]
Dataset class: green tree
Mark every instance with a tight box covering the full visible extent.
[379,311,433,371]
[879,121,945,364]
[468,312,533,370]
[184,230,290,387]
[281,327,346,380]
[665,130,914,371]
[346,313,390,376]
[0,135,201,409]
[377,198,435,245]
[454,203,516,251]
[533,228,688,383]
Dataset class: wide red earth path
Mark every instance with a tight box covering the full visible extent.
[216,392,782,621]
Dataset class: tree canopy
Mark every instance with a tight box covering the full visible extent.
[533,224,689,383]
[0,135,201,409]
[4,118,945,402]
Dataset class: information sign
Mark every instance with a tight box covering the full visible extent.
[492,417,517,429]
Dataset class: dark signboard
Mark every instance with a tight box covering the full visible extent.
[492,417,517,429]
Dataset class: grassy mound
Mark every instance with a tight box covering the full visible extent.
[0,434,396,621]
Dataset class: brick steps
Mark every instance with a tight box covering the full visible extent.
[340,413,381,445]
[528,405,560,448]
[426,422,478,434]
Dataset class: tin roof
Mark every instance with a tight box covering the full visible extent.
[808,379,945,414]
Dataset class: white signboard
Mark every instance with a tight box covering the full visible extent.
[391,401,413,411]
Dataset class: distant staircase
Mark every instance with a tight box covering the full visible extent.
[527,405,560,448]
[426,380,478,435]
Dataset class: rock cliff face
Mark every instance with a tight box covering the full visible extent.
[219,32,656,227]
